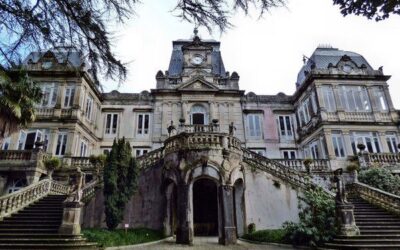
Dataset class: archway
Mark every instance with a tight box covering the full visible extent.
[234,179,245,237]
[193,178,218,236]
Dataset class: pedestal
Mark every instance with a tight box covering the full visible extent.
[58,201,84,235]
[336,203,360,236]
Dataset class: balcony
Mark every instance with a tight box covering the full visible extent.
[272,158,331,172]
[323,110,394,123]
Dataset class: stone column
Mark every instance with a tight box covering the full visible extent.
[315,85,327,120]
[218,185,237,245]
[323,130,336,159]
[176,184,192,245]
[65,131,77,156]
[378,131,390,153]
[59,201,84,235]
[48,129,59,155]
[342,130,354,156]
[54,83,64,117]
[181,101,189,123]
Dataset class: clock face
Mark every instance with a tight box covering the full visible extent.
[191,56,203,66]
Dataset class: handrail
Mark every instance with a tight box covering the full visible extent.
[242,148,335,196]
[350,181,400,215]
[65,179,100,203]
[0,179,51,219]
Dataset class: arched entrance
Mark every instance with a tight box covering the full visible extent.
[193,178,218,236]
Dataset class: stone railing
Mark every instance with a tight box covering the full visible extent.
[0,179,69,219]
[81,180,99,203]
[342,111,374,122]
[350,182,400,216]
[164,132,241,154]
[272,159,331,172]
[136,148,163,169]
[177,124,220,133]
[61,157,95,170]
[61,109,73,117]
[0,150,32,161]
[243,148,311,189]
[366,153,400,165]
[36,107,54,117]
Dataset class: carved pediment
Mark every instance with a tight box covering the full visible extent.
[178,77,218,91]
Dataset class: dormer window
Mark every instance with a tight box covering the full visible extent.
[42,61,53,69]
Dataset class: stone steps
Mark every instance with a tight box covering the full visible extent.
[0,194,97,249]
[325,196,400,249]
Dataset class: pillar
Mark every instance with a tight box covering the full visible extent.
[378,132,390,153]
[342,130,355,156]
[336,203,360,236]
[218,185,237,245]
[59,201,84,235]
[176,184,192,245]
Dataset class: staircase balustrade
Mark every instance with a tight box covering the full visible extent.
[272,158,331,172]
[367,153,400,165]
[178,124,220,133]
[136,148,163,169]
[350,182,400,216]
[0,179,70,220]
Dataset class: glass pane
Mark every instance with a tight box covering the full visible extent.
[138,115,143,134]
[112,114,118,133]
[279,117,285,135]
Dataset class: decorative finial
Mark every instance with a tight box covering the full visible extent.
[194,27,199,37]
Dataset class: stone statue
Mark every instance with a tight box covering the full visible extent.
[74,167,85,202]
[333,168,348,204]
[167,121,176,137]
[229,122,236,136]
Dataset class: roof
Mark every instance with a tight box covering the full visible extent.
[23,49,85,68]
[296,47,374,87]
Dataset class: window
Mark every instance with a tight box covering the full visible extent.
[278,115,293,138]
[339,86,370,112]
[332,131,346,158]
[55,132,68,156]
[246,114,262,138]
[1,137,11,150]
[372,87,388,111]
[321,86,336,112]
[386,133,398,153]
[135,148,149,157]
[17,131,27,150]
[350,132,381,154]
[85,95,93,120]
[63,86,75,108]
[282,150,296,159]
[137,114,150,135]
[105,113,119,135]
[190,105,208,125]
[103,148,111,155]
[297,98,312,126]
[310,141,319,159]
[39,83,58,107]
[80,139,89,157]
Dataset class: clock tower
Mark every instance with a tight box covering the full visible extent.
[155,29,240,90]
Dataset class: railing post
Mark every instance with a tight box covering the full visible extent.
[58,201,84,235]
[334,169,360,236]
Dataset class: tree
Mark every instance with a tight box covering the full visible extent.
[0,0,286,84]
[0,69,42,140]
[103,137,138,230]
[333,0,400,21]
[358,167,400,195]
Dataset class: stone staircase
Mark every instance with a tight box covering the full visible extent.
[325,196,400,249]
[0,194,97,249]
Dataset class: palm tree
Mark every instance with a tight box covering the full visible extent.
[0,69,42,142]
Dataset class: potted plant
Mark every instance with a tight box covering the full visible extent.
[44,157,61,179]
[357,143,366,152]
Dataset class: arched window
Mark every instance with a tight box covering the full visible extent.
[190,105,208,125]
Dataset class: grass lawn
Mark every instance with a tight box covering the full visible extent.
[242,229,289,244]
[82,228,164,247]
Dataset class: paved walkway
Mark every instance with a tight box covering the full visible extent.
[128,237,295,250]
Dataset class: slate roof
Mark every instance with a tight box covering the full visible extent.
[167,39,226,77]
[23,49,84,67]
[296,47,374,87]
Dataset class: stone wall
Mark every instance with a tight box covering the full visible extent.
[244,169,300,229]
[82,164,165,230]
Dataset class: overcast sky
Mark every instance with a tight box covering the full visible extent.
[105,0,400,108]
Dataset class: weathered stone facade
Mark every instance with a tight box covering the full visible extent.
[0,33,399,245]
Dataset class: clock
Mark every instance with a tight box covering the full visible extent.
[190,56,203,66]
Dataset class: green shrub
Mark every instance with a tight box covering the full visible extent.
[242,229,288,243]
[104,138,139,229]
[283,184,336,247]
[247,223,256,234]
[358,167,400,195]
[346,163,360,172]
[44,157,61,170]
[82,228,163,247]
